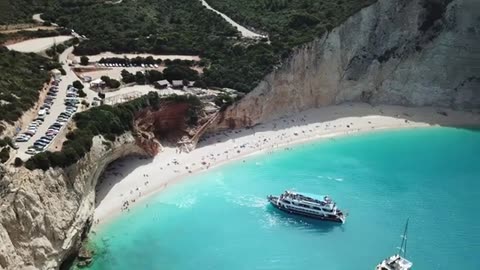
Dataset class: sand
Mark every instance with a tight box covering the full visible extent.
[93,103,480,226]
[6,35,73,53]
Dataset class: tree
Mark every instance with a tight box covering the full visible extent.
[145,70,163,83]
[163,65,199,81]
[135,71,146,85]
[78,89,87,97]
[121,69,135,84]
[0,147,9,163]
[108,79,121,89]
[80,56,89,66]
[193,80,207,89]
[72,80,84,90]
[14,157,23,167]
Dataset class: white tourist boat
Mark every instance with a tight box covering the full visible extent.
[375,219,413,270]
[267,191,346,223]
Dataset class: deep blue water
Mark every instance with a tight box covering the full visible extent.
[86,127,480,270]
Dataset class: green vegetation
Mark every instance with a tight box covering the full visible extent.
[0,47,60,132]
[72,80,84,89]
[121,65,199,85]
[207,0,376,49]
[0,0,52,24]
[45,37,79,57]
[25,92,202,170]
[42,0,273,92]
[80,56,89,66]
[41,0,374,93]
[0,146,9,163]
[100,76,121,89]
[14,157,23,167]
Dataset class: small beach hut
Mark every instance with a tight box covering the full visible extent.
[154,80,170,89]
[172,80,184,89]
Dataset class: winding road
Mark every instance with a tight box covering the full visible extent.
[200,0,267,39]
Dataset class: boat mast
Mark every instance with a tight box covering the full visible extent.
[398,218,409,258]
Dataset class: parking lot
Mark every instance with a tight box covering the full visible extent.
[14,47,84,160]
[15,79,80,160]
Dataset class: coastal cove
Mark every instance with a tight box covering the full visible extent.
[93,103,480,225]
[86,107,480,270]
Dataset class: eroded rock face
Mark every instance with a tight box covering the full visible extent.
[216,0,480,129]
[0,133,149,270]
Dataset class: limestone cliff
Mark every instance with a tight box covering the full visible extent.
[0,133,150,270]
[216,0,480,129]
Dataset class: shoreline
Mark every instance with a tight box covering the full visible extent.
[92,103,480,229]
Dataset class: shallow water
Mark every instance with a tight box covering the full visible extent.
[86,127,480,270]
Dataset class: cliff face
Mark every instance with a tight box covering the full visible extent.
[0,100,211,270]
[0,133,149,270]
[216,0,480,129]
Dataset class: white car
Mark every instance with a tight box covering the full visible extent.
[15,137,28,142]
[25,149,37,155]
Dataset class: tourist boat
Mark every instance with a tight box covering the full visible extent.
[267,191,346,223]
[375,219,413,270]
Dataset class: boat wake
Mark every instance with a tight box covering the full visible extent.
[317,175,344,182]
[227,194,268,208]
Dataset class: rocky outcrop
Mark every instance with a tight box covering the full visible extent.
[216,0,480,129]
[0,133,150,270]
[0,99,213,270]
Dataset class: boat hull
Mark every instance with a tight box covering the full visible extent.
[267,196,345,224]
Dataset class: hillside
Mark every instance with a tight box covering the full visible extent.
[0,0,53,24]
[207,0,375,50]
[41,0,376,92]
[0,47,59,132]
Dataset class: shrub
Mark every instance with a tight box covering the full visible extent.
[193,80,207,89]
[0,147,10,163]
[14,157,23,167]
[78,89,87,97]
[73,80,84,89]
[80,56,89,66]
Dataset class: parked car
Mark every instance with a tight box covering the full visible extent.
[15,137,28,142]
[34,141,47,147]
[25,149,37,155]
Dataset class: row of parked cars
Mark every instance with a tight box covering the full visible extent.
[27,85,81,155]
[15,80,61,146]
[97,63,159,68]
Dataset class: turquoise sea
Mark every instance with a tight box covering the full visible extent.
[86,127,480,270]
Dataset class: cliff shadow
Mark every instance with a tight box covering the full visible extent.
[198,103,480,147]
[95,155,154,208]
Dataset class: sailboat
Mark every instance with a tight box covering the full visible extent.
[375,219,413,270]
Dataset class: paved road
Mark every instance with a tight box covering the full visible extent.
[32,13,59,27]
[200,0,267,39]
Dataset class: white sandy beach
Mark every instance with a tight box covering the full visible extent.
[94,103,480,225]
[6,35,73,53]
